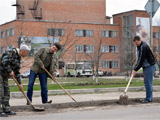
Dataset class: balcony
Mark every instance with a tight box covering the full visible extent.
[12,2,20,7]
[17,10,25,15]
[34,15,42,20]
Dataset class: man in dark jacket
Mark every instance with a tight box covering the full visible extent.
[0,44,30,117]
[132,36,156,103]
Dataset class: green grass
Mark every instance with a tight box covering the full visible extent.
[9,77,160,92]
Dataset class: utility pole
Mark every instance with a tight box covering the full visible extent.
[145,0,160,46]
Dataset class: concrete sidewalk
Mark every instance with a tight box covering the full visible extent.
[10,87,160,106]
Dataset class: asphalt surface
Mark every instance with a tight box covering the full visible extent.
[3,104,160,120]
[9,87,160,112]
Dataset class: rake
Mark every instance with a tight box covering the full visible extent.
[12,76,45,111]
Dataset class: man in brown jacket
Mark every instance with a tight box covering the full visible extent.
[27,43,61,104]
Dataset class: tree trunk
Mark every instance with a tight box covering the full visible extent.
[96,75,99,83]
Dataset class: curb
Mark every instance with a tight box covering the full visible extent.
[11,97,160,112]
[11,86,160,98]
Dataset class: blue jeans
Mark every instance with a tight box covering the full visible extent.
[143,64,155,102]
[27,70,48,103]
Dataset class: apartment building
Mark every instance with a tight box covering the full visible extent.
[0,0,160,76]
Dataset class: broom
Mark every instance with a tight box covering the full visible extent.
[12,76,45,111]
[43,68,79,106]
[119,74,133,105]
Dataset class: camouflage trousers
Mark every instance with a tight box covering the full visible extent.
[0,73,10,113]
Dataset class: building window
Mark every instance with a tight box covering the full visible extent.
[112,31,118,38]
[4,28,14,38]
[0,31,4,39]
[6,29,10,37]
[58,61,65,69]
[102,61,118,68]
[75,29,93,37]
[153,46,160,52]
[101,46,109,53]
[102,61,110,68]
[75,30,83,37]
[123,15,134,27]
[101,30,118,38]
[115,46,119,52]
[86,30,93,37]
[153,32,159,39]
[101,31,109,37]
[109,45,119,52]
[101,45,118,53]
[112,61,118,68]
[48,28,65,36]
[85,45,94,53]
[60,45,65,52]
[76,45,84,52]
[0,28,14,38]
[10,28,14,36]
[0,47,4,54]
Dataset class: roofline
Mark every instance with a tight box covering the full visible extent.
[0,19,119,26]
[113,10,147,16]
[0,20,17,26]
[106,16,112,19]
[153,26,160,27]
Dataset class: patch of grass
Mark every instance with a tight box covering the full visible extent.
[9,77,160,92]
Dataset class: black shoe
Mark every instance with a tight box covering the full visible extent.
[26,102,30,105]
[43,100,52,104]
[5,111,16,115]
[140,99,151,103]
[0,112,8,117]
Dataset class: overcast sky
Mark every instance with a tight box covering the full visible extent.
[0,0,160,25]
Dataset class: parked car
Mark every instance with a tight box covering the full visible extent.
[21,71,30,78]
[154,71,160,78]
[56,71,59,77]
[98,70,104,76]
[94,70,104,76]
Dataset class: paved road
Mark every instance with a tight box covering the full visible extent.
[10,91,160,106]
[4,103,160,120]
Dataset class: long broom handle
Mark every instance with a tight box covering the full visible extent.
[124,74,133,94]
[44,68,78,104]
[12,76,35,109]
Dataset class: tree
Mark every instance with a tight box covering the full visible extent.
[121,27,136,77]
[84,26,120,82]
[43,21,82,78]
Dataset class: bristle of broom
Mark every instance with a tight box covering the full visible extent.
[119,94,129,105]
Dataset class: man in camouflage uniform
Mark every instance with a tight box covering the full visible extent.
[27,43,61,104]
[0,44,30,117]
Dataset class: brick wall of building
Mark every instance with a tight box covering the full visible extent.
[1,1,160,75]
[0,20,120,74]
[15,0,107,24]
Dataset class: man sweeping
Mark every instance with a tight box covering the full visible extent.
[27,43,61,104]
[0,44,30,117]
[132,36,156,103]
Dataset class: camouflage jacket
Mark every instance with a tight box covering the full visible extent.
[0,48,22,84]
[31,47,58,76]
